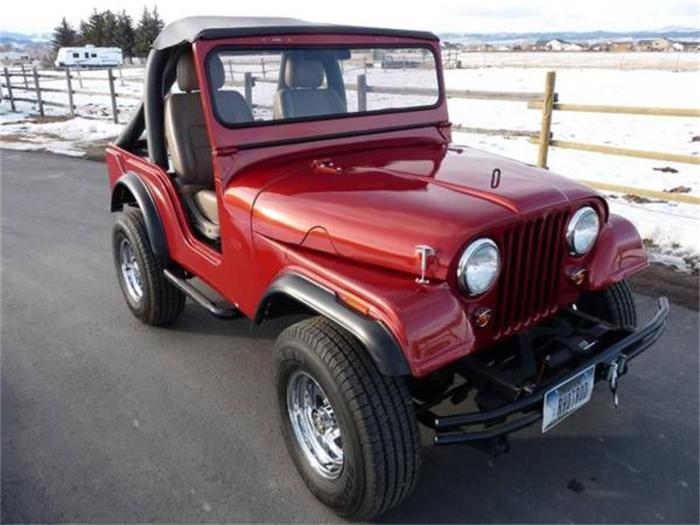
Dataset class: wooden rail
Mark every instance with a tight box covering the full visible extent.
[1,95,71,109]
[452,125,539,138]
[528,137,700,165]
[528,100,700,118]
[576,180,700,205]
[351,83,544,102]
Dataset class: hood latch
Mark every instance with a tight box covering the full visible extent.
[415,245,436,285]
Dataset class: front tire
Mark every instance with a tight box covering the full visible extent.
[112,208,185,325]
[274,317,421,520]
[577,279,637,328]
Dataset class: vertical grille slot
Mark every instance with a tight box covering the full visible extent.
[494,210,568,338]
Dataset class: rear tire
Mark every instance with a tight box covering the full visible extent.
[112,208,185,325]
[274,317,421,520]
[576,279,637,328]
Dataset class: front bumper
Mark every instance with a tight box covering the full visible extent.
[417,297,670,446]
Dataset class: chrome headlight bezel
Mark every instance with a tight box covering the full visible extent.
[457,238,501,296]
[566,206,600,256]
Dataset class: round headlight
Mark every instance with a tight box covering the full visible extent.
[457,238,500,295]
[566,206,600,255]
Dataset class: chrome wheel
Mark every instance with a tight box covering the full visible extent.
[118,237,143,302]
[286,370,344,479]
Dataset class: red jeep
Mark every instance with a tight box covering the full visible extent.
[106,17,669,520]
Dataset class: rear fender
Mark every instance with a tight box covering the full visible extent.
[111,172,169,259]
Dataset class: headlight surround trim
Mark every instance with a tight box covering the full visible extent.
[457,238,501,296]
[566,206,600,256]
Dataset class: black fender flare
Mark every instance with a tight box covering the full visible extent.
[110,172,169,259]
[256,273,411,376]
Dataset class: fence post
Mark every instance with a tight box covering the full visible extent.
[21,64,28,89]
[261,58,266,78]
[107,68,118,124]
[32,67,44,117]
[537,71,556,168]
[357,74,367,112]
[65,68,75,118]
[244,72,253,108]
[76,67,83,88]
[228,62,234,83]
[4,67,15,112]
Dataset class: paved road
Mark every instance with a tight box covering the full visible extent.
[1,149,698,524]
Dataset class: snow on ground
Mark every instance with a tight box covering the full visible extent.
[1,108,122,156]
[1,59,699,270]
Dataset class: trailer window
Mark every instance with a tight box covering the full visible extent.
[206,46,440,128]
[91,53,97,58]
[72,53,79,58]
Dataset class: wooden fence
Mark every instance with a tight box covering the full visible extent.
[529,71,700,168]
[0,65,140,123]
[523,70,700,204]
[2,65,698,205]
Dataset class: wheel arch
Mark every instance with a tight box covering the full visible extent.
[111,172,169,259]
[256,273,411,377]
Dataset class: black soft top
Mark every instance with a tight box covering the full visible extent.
[153,16,439,50]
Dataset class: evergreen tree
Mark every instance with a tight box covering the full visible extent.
[51,17,78,52]
[78,19,90,45]
[134,6,153,56]
[81,10,104,45]
[115,10,136,60]
[134,6,164,57]
[102,10,119,47]
[151,6,165,34]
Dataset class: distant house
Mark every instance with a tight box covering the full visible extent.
[545,39,585,51]
[635,37,675,51]
[610,41,634,52]
[590,42,611,52]
[671,40,700,51]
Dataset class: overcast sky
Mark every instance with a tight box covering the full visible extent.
[2,0,699,34]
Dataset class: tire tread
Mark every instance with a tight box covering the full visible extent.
[276,317,421,520]
[578,280,637,328]
[114,208,185,325]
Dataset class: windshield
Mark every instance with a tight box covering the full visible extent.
[206,47,440,126]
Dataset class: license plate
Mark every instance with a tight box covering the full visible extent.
[542,365,595,432]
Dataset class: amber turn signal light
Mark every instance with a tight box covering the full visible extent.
[472,307,492,328]
[338,291,370,316]
[569,268,587,286]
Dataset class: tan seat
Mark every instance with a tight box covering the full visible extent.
[164,51,253,239]
[273,56,346,119]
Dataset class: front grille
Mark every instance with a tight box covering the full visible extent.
[493,209,570,338]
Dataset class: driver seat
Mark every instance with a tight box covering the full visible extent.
[164,51,253,240]
[273,56,346,119]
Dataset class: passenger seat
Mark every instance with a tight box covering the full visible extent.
[164,51,253,239]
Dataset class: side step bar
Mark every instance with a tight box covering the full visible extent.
[163,269,238,319]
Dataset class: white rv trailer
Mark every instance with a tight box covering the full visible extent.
[55,46,123,68]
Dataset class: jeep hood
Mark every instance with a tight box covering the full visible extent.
[252,144,600,280]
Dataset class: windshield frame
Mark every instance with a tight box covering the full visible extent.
[203,43,444,130]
